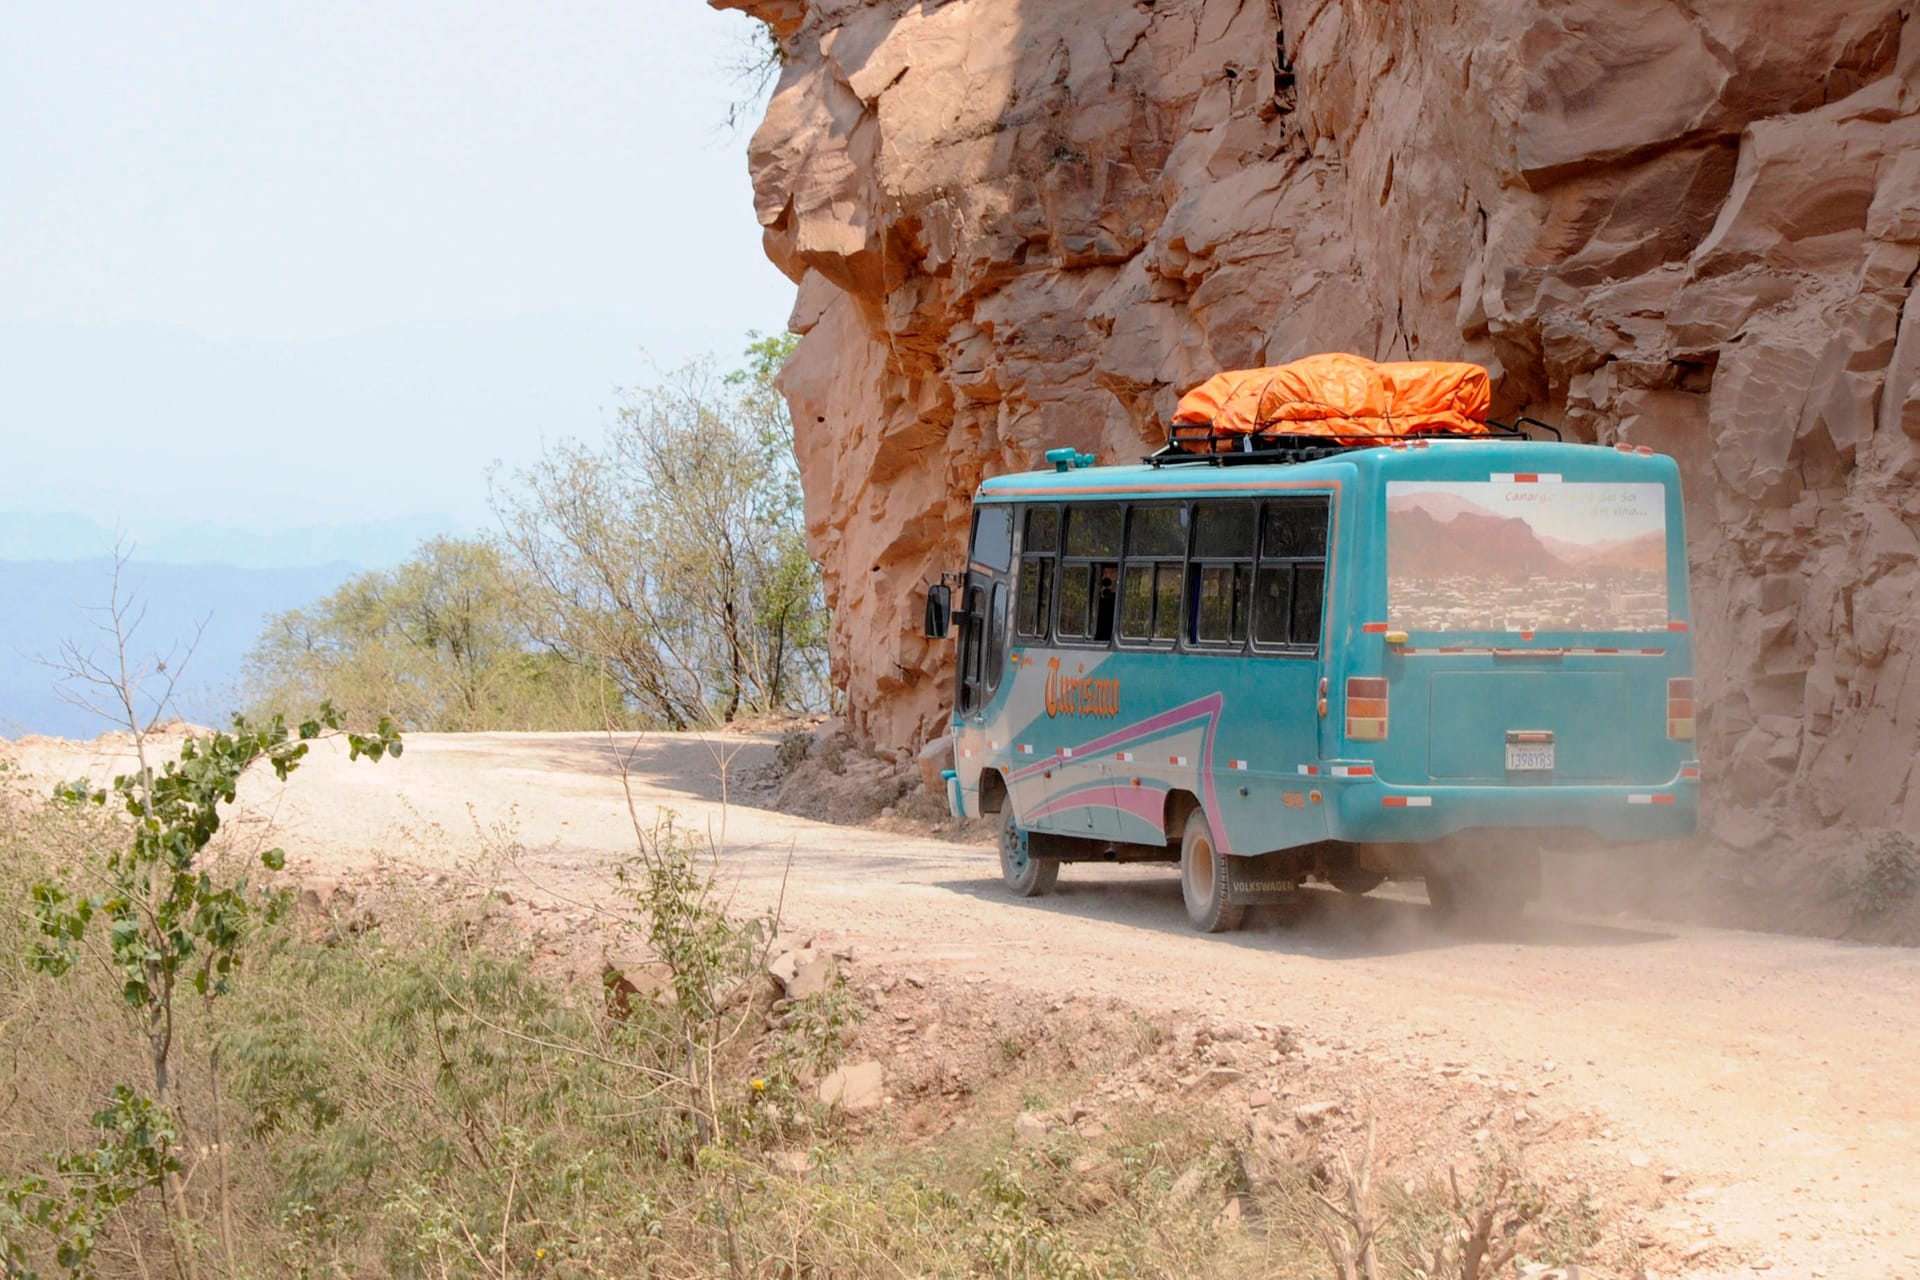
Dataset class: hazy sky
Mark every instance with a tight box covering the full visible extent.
[1,1,796,536]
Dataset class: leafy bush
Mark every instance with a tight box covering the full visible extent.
[1847,830,1920,927]
[493,334,831,729]
[245,536,628,733]
[774,727,812,772]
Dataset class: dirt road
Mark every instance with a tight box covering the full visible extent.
[17,728,1919,1277]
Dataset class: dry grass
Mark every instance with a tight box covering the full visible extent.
[1,766,1603,1278]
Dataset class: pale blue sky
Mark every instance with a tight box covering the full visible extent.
[1,1,796,540]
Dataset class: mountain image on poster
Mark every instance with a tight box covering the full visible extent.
[1385,481,1668,633]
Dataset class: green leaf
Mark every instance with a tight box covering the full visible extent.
[261,847,286,872]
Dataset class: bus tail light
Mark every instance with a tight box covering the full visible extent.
[1347,677,1389,741]
[1667,678,1694,740]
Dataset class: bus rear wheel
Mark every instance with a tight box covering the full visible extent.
[1180,809,1245,933]
[999,808,1059,898]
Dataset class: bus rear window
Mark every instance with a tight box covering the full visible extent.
[1387,480,1668,632]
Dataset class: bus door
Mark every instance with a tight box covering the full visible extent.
[956,506,1015,739]
[1243,497,1333,841]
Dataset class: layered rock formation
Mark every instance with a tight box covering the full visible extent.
[720,0,1920,849]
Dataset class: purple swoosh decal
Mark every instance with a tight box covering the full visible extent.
[1006,692,1233,854]
[1007,693,1225,784]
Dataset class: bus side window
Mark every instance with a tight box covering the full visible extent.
[1059,504,1122,645]
[984,582,1009,694]
[971,505,1014,573]
[1189,501,1256,647]
[1119,503,1185,647]
[1253,498,1331,651]
[1015,507,1058,640]
[958,584,987,714]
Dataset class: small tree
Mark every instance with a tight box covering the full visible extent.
[9,560,401,1278]
[494,335,829,727]
[245,535,620,732]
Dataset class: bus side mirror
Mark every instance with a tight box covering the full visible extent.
[924,583,952,639]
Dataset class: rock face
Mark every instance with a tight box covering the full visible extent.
[720,0,1920,845]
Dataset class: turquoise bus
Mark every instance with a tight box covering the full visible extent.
[925,432,1697,931]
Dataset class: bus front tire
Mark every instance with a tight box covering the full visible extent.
[999,808,1059,898]
[1180,808,1245,934]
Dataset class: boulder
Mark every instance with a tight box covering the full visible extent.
[818,1060,885,1114]
[602,954,675,1020]
[1012,1110,1051,1147]
[769,945,836,1000]
[915,733,955,795]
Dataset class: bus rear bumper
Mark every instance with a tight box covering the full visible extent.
[1327,774,1699,844]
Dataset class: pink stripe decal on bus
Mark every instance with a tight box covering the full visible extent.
[1026,782,1170,832]
[1001,693,1233,853]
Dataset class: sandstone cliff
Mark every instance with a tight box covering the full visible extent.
[721,0,1920,862]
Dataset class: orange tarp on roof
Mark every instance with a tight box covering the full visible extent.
[1171,352,1492,446]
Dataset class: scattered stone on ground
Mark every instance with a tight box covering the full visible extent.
[818,1060,885,1114]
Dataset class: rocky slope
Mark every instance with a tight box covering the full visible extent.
[720,0,1920,859]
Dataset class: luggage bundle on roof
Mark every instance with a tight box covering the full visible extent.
[1169,352,1493,454]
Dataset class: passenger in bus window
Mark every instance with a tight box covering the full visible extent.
[1095,574,1117,642]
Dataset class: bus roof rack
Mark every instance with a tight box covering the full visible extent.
[1142,415,1559,467]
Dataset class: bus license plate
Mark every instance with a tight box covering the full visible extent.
[1506,743,1555,771]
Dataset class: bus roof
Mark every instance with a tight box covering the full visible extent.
[974,439,1678,500]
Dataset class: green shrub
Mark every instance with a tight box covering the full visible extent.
[1848,831,1920,926]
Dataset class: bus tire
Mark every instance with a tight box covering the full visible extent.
[1180,808,1245,933]
[999,807,1059,898]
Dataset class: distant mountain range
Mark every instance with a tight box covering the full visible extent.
[1537,529,1666,571]
[0,510,464,569]
[1389,505,1563,579]
[1388,492,1665,580]
[0,510,473,737]
[0,557,363,740]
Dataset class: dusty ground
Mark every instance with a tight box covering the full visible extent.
[8,727,1919,1279]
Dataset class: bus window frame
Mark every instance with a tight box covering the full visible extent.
[956,581,988,715]
[1184,500,1258,653]
[969,504,1014,575]
[1013,504,1059,644]
[1054,502,1122,648]
[983,580,1010,696]
[1116,501,1185,652]
[1250,495,1332,658]
[997,488,1336,660]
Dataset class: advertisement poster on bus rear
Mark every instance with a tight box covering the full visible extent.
[1386,480,1667,632]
